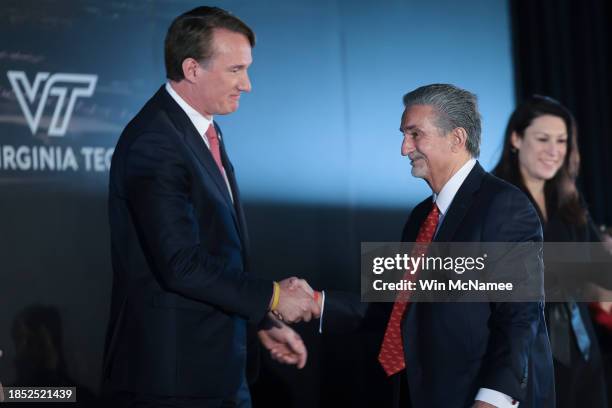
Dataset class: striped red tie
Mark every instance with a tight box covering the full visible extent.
[378,202,440,376]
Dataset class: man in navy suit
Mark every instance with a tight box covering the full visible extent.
[319,84,554,407]
[390,84,555,408]
[103,7,318,407]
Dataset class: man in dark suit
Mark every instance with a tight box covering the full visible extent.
[318,84,554,407]
[103,7,318,407]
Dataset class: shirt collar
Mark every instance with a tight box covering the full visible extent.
[165,82,213,137]
[433,158,477,216]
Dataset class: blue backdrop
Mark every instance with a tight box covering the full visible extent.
[0,0,514,401]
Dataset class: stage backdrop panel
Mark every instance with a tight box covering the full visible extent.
[0,0,513,400]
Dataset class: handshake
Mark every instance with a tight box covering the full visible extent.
[257,277,322,370]
[270,277,322,323]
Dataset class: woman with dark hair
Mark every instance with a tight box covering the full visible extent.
[493,95,608,408]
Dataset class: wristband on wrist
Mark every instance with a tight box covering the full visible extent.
[270,281,281,311]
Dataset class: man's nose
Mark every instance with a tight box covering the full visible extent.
[239,73,252,93]
[401,136,414,156]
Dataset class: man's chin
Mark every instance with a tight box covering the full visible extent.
[216,105,239,116]
[411,167,427,179]
[227,100,240,112]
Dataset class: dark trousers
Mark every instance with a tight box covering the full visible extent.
[112,376,251,408]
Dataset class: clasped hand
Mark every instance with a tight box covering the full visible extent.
[258,277,319,369]
[272,277,320,323]
[258,314,308,369]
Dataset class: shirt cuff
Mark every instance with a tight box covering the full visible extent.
[318,290,326,334]
[475,388,519,408]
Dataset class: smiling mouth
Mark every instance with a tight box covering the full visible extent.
[540,159,559,167]
[410,157,423,165]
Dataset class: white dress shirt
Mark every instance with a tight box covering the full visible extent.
[165,82,234,202]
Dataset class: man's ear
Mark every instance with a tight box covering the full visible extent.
[450,127,468,153]
[181,58,200,83]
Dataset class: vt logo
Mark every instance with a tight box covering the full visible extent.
[7,71,98,137]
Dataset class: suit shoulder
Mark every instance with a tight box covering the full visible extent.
[114,95,179,156]
[479,173,542,241]
[479,172,538,212]
[110,92,184,191]
[481,172,528,200]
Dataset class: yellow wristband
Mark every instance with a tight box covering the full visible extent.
[271,281,281,311]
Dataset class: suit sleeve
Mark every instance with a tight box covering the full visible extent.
[123,132,272,323]
[478,187,546,402]
[321,291,391,334]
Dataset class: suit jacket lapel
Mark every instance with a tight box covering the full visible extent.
[157,87,236,212]
[434,162,485,242]
[183,128,236,209]
[217,123,251,266]
[402,198,434,242]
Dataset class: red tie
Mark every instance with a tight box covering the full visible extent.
[205,124,225,175]
[378,202,440,376]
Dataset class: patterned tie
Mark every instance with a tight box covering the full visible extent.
[378,202,440,376]
[205,123,225,175]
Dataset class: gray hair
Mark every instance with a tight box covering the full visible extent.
[403,84,481,157]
